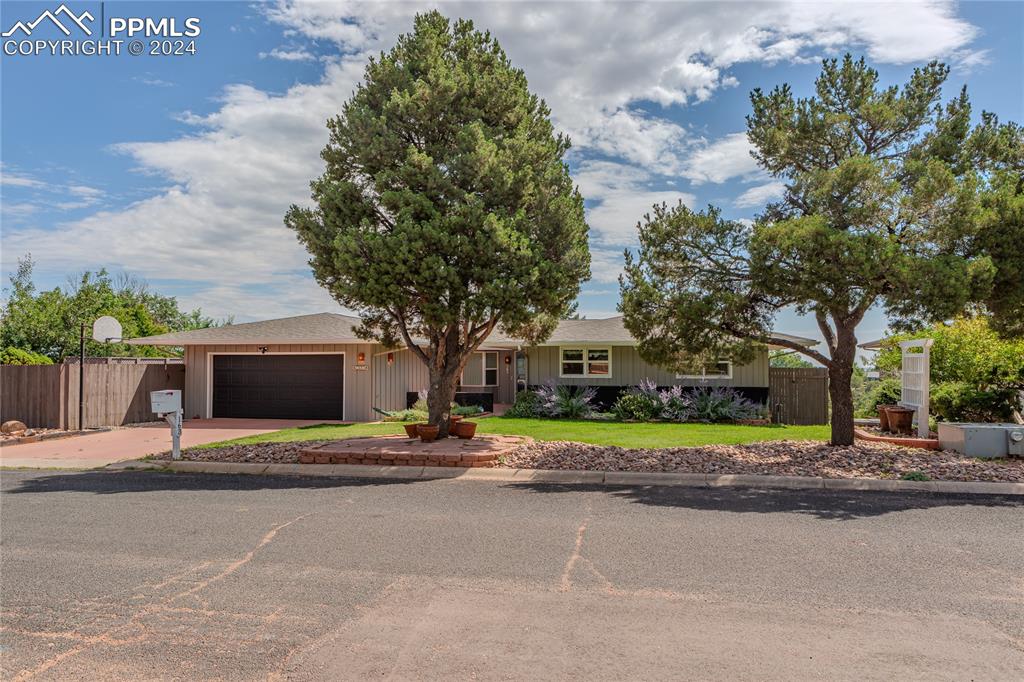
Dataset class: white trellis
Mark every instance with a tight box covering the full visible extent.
[899,339,934,438]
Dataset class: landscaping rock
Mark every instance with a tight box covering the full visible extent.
[154,437,1024,483]
[1,420,27,434]
[500,440,1024,482]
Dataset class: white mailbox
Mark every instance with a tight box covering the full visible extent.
[150,390,181,415]
[151,390,183,460]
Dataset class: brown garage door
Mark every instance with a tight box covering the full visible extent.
[212,355,344,420]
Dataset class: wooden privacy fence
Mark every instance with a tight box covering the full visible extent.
[769,367,829,425]
[1,358,184,430]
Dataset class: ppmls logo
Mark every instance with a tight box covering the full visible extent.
[2,4,94,37]
[3,3,201,57]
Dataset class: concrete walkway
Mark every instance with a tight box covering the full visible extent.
[0,419,335,469]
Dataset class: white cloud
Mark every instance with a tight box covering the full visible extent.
[67,185,103,199]
[259,47,316,61]
[587,247,627,286]
[134,76,175,87]
[574,160,695,247]
[2,202,38,216]
[734,181,786,208]
[680,132,759,185]
[3,0,984,317]
[1,171,46,189]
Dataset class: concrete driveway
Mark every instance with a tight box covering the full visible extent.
[2,470,1022,680]
[0,419,330,469]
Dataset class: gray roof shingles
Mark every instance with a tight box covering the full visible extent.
[130,312,818,349]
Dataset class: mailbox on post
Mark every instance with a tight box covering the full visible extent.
[151,390,183,460]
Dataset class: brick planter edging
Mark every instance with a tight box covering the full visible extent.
[854,428,940,450]
[108,460,1024,495]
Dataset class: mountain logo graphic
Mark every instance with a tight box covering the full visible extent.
[2,4,95,37]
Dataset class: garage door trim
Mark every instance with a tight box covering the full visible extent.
[205,351,345,420]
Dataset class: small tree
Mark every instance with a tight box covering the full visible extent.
[286,12,589,435]
[769,351,814,368]
[0,255,217,361]
[621,56,1021,445]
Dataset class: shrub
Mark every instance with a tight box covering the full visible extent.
[535,381,596,419]
[612,391,661,421]
[382,409,428,422]
[930,381,1019,422]
[687,386,760,422]
[412,389,428,413]
[505,390,541,418]
[1,347,53,365]
[856,377,902,416]
[658,385,692,422]
[452,404,483,416]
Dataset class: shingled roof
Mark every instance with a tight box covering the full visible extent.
[129,312,819,349]
[126,313,365,346]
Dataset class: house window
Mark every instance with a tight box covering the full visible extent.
[560,347,612,378]
[484,351,498,386]
[561,349,584,376]
[461,351,498,386]
[677,360,732,380]
[587,348,610,375]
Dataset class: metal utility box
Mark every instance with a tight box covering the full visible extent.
[150,389,181,415]
[938,423,1024,458]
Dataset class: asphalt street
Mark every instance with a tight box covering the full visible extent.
[1,469,1022,680]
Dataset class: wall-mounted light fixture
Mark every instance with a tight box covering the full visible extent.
[504,355,512,365]
[387,352,395,366]
[258,346,269,354]
[357,352,366,363]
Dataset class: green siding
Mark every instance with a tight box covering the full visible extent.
[525,345,768,387]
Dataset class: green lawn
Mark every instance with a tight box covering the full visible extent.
[195,417,830,450]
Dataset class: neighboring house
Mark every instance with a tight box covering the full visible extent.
[128,313,818,421]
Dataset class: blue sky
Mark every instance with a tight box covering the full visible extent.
[2,1,1021,356]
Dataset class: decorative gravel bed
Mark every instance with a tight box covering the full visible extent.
[501,440,1023,482]
[156,441,332,464]
[157,438,1024,482]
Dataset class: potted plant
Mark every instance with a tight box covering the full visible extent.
[877,404,898,432]
[885,406,915,435]
[417,424,440,442]
[452,420,477,440]
[403,423,420,438]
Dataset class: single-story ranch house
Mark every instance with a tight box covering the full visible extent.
[129,313,818,422]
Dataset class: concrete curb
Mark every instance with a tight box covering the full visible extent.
[105,460,1024,495]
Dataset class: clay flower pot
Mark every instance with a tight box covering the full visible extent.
[452,420,477,440]
[877,405,898,432]
[885,407,915,435]
[417,424,440,442]
[403,423,420,439]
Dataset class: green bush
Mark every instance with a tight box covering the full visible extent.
[505,390,541,418]
[687,386,760,422]
[452,404,483,416]
[930,382,1019,422]
[612,392,661,421]
[536,383,596,419]
[382,409,428,422]
[0,347,53,365]
[856,377,902,416]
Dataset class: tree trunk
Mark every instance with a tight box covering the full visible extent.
[426,365,461,438]
[828,364,855,446]
[827,325,858,446]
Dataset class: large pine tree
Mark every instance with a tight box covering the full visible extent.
[286,12,589,435]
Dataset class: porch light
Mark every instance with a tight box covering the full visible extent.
[357,352,366,363]
[387,352,394,366]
